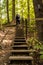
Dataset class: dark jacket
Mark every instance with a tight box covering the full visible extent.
[16,14,20,24]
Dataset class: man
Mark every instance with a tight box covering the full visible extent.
[16,14,20,25]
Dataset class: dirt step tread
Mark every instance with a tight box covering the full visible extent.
[12,45,28,47]
[9,56,33,60]
[15,37,25,38]
[14,42,26,43]
[15,38,25,39]
[10,49,36,53]
[14,39,25,41]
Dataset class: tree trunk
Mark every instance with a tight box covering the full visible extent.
[12,0,15,21]
[6,0,10,23]
[33,0,43,41]
[27,0,29,21]
[0,0,3,29]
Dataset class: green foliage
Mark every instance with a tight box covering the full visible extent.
[15,0,28,18]
[29,0,35,26]
[27,37,42,49]
[9,0,12,22]
[0,0,7,24]
[0,0,35,25]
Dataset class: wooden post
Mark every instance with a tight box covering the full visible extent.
[25,19,27,39]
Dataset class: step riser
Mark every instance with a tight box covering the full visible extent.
[14,42,26,43]
[14,38,25,39]
[14,43,27,45]
[11,53,29,56]
[15,38,25,39]
[9,60,32,64]
[14,40,26,42]
[12,47,28,50]
[13,42,27,45]
[15,35,24,37]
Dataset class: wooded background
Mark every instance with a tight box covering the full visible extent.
[0,0,35,25]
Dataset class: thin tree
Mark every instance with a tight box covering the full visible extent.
[12,0,15,21]
[27,0,30,21]
[0,0,3,29]
[6,0,10,23]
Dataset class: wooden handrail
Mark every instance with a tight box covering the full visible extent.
[29,18,43,21]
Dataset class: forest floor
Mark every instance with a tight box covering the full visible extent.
[0,26,16,64]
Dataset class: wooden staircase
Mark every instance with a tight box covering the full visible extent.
[9,27,34,65]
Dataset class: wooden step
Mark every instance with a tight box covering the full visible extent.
[11,52,29,56]
[12,45,28,50]
[15,37,25,39]
[14,39,26,42]
[10,50,36,53]
[12,45,28,48]
[10,50,36,56]
[14,39,25,41]
[9,56,33,60]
